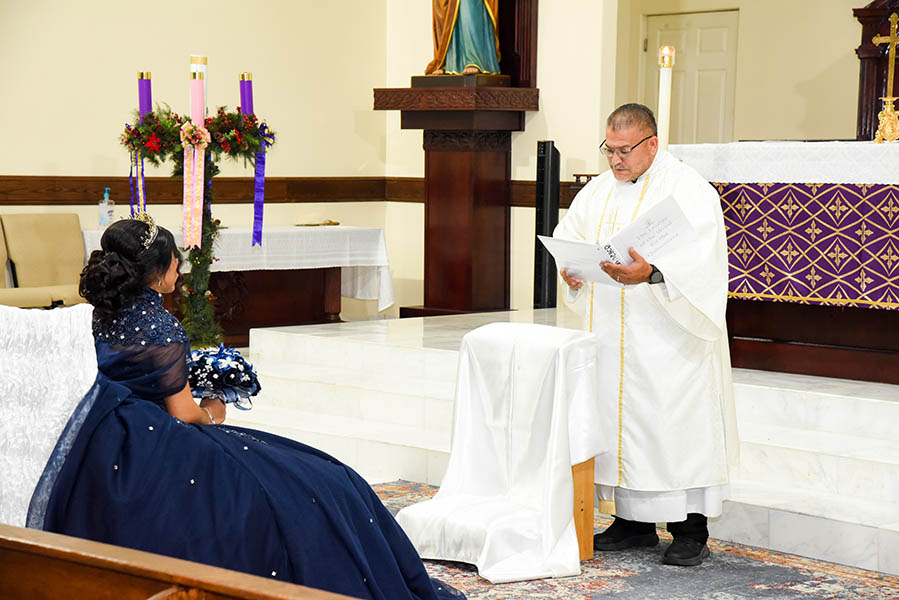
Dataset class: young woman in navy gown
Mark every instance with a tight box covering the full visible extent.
[28,216,462,600]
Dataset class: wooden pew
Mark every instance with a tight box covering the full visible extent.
[0,523,354,600]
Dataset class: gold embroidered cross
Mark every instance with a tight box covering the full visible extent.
[779,241,799,265]
[805,267,822,289]
[855,269,874,292]
[881,245,899,270]
[826,195,849,221]
[735,195,752,219]
[781,194,800,220]
[735,239,754,262]
[882,196,899,221]
[756,219,774,240]
[760,265,775,286]
[805,220,822,242]
[827,244,849,267]
[856,222,874,244]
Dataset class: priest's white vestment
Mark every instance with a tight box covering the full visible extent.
[553,150,738,522]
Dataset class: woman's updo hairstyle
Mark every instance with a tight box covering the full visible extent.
[79,218,179,321]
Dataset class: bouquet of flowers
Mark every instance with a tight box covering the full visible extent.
[187,345,261,410]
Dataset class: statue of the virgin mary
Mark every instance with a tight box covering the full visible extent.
[426,0,501,75]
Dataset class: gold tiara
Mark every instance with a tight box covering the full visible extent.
[132,211,158,249]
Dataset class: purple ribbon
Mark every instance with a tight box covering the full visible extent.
[252,151,265,246]
[251,124,274,246]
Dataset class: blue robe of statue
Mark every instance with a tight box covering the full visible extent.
[27,288,463,600]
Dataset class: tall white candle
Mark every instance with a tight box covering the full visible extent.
[657,46,675,152]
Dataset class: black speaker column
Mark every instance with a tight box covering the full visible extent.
[534,140,560,309]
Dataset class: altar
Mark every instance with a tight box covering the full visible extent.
[670,141,899,383]
[84,226,394,346]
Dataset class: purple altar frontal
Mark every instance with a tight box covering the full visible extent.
[718,182,899,310]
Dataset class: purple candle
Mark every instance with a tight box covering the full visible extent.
[239,72,254,115]
[138,71,152,118]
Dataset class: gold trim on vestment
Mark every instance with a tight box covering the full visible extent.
[615,173,652,487]
[588,185,617,333]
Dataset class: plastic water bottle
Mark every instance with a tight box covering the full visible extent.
[99,187,114,228]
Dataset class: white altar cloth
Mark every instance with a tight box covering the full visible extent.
[84,226,394,312]
[670,141,899,184]
[396,323,606,583]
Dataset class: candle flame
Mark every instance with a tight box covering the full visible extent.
[658,46,675,67]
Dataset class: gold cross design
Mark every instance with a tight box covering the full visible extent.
[855,222,874,244]
[756,219,774,241]
[826,195,849,222]
[883,196,899,221]
[805,266,822,289]
[881,245,899,271]
[779,240,799,265]
[805,220,822,242]
[827,243,849,268]
[855,269,874,292]
[781,194,800,221]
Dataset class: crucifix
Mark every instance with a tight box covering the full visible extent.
[873,12,899,142]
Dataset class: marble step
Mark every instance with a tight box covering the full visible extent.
[733,369,899,441]
[227,407,450,486]
[738,421,899,503]
[711,481,899,575]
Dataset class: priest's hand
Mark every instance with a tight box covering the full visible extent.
[601,247,653,285]
[560,269,584,290]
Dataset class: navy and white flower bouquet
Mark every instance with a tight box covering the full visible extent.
[187,345,261,410]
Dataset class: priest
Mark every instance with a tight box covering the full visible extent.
[553,103,738,567]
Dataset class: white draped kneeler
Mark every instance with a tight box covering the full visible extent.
[396,322,606,583]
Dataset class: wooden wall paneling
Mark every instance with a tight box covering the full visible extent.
[498,0,539,88]
[0,175,580,207]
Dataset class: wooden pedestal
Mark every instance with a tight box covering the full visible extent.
[375,75,538,316]
[572,457,595,562]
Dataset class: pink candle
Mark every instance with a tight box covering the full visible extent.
[190,72,205,125]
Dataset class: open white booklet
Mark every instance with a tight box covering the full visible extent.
[538,195,696,286]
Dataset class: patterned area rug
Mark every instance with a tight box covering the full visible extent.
[373,481,899,600]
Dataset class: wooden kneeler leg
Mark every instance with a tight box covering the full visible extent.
[571,457,595,561]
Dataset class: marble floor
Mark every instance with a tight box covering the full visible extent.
[228,308,899,576]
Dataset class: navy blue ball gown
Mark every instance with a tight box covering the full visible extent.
[27,288,462,600]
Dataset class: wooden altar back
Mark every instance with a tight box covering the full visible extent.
[855,0,899,139]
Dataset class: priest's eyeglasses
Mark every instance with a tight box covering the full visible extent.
[600,135,653,159]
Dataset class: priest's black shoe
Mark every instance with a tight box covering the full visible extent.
[662,537,710,566]
[593,517,659,551]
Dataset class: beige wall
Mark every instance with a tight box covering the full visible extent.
[1,1,870,318]
[0,0,388,178]
[615,0,862,141]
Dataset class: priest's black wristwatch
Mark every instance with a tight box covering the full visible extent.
[648,264,664,284]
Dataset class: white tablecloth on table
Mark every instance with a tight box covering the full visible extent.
[84,226,394,312]
[670,141,899,184]
[396,323,606,583]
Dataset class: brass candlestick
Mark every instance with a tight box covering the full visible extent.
[873,13,899,143]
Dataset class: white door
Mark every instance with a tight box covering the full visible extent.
[642,11,739,144]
